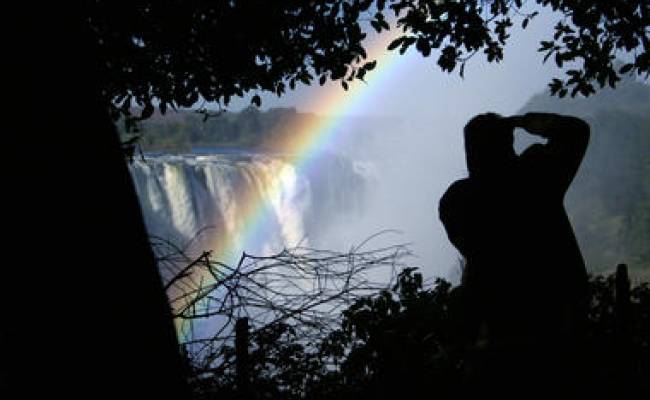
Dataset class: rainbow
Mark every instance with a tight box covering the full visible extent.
[172,33,409,336]
[208,32,407,263]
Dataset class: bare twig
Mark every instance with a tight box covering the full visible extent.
[151,232,412,370]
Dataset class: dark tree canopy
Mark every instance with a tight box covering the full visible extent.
[87,0,378,118]
[85,0,649,119]
[7,2,647,397]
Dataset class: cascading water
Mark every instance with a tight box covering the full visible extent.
[130,152,373,264]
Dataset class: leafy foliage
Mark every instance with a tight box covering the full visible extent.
[85,1,650,122]
[186,268,461,400]
[385,0,649,97]
[185,267,650,399]
[118,107,319,151]
[86,0,379,119]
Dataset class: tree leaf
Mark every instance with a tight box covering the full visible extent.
[141,102,154,120]
[387,37,403,51]
[619,63,634,74]
[122,135,140,146]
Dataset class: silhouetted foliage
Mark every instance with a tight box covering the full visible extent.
[154,233,412,367]
[16,2,647,397]
[118,107,320,151]
[182,267,650,399]
[84,0,649,122]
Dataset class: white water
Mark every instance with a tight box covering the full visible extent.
[130,152,374,265]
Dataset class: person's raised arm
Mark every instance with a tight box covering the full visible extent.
[508,112,590,194]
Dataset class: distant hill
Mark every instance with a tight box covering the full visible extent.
[121,82,649,279]
[119,107,321,151]
[118,105,398,159]
[518,78,650,279]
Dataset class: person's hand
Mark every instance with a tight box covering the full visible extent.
[503,115,525,129]
[518,112,560,136]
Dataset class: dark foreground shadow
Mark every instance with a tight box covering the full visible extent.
[184,267,649,400]
[180,113,648,399]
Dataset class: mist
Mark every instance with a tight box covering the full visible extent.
[132,11,570,282]
[224,12,565,281]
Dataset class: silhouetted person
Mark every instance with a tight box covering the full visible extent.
[439,112,590,393]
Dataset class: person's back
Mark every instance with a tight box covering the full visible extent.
[439,114,589,389]
[439,113,590,390]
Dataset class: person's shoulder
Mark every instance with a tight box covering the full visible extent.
[446,178,473,193]
[440,178,473,206]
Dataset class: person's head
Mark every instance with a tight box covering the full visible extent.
[464,113,516,178]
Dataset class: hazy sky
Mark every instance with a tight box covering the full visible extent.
[228,11,563,119]
[218,11,570,281]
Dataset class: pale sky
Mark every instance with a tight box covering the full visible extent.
[210,11,573,281]
[226,10,563,119]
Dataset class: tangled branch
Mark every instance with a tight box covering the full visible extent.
[151,232,413,369]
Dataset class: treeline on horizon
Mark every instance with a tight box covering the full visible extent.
[121,78,650,278]
[119,106,321,151]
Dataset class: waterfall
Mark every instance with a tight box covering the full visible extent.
[130,152,372,261]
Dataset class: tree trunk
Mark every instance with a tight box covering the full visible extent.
[4,7,189,399]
